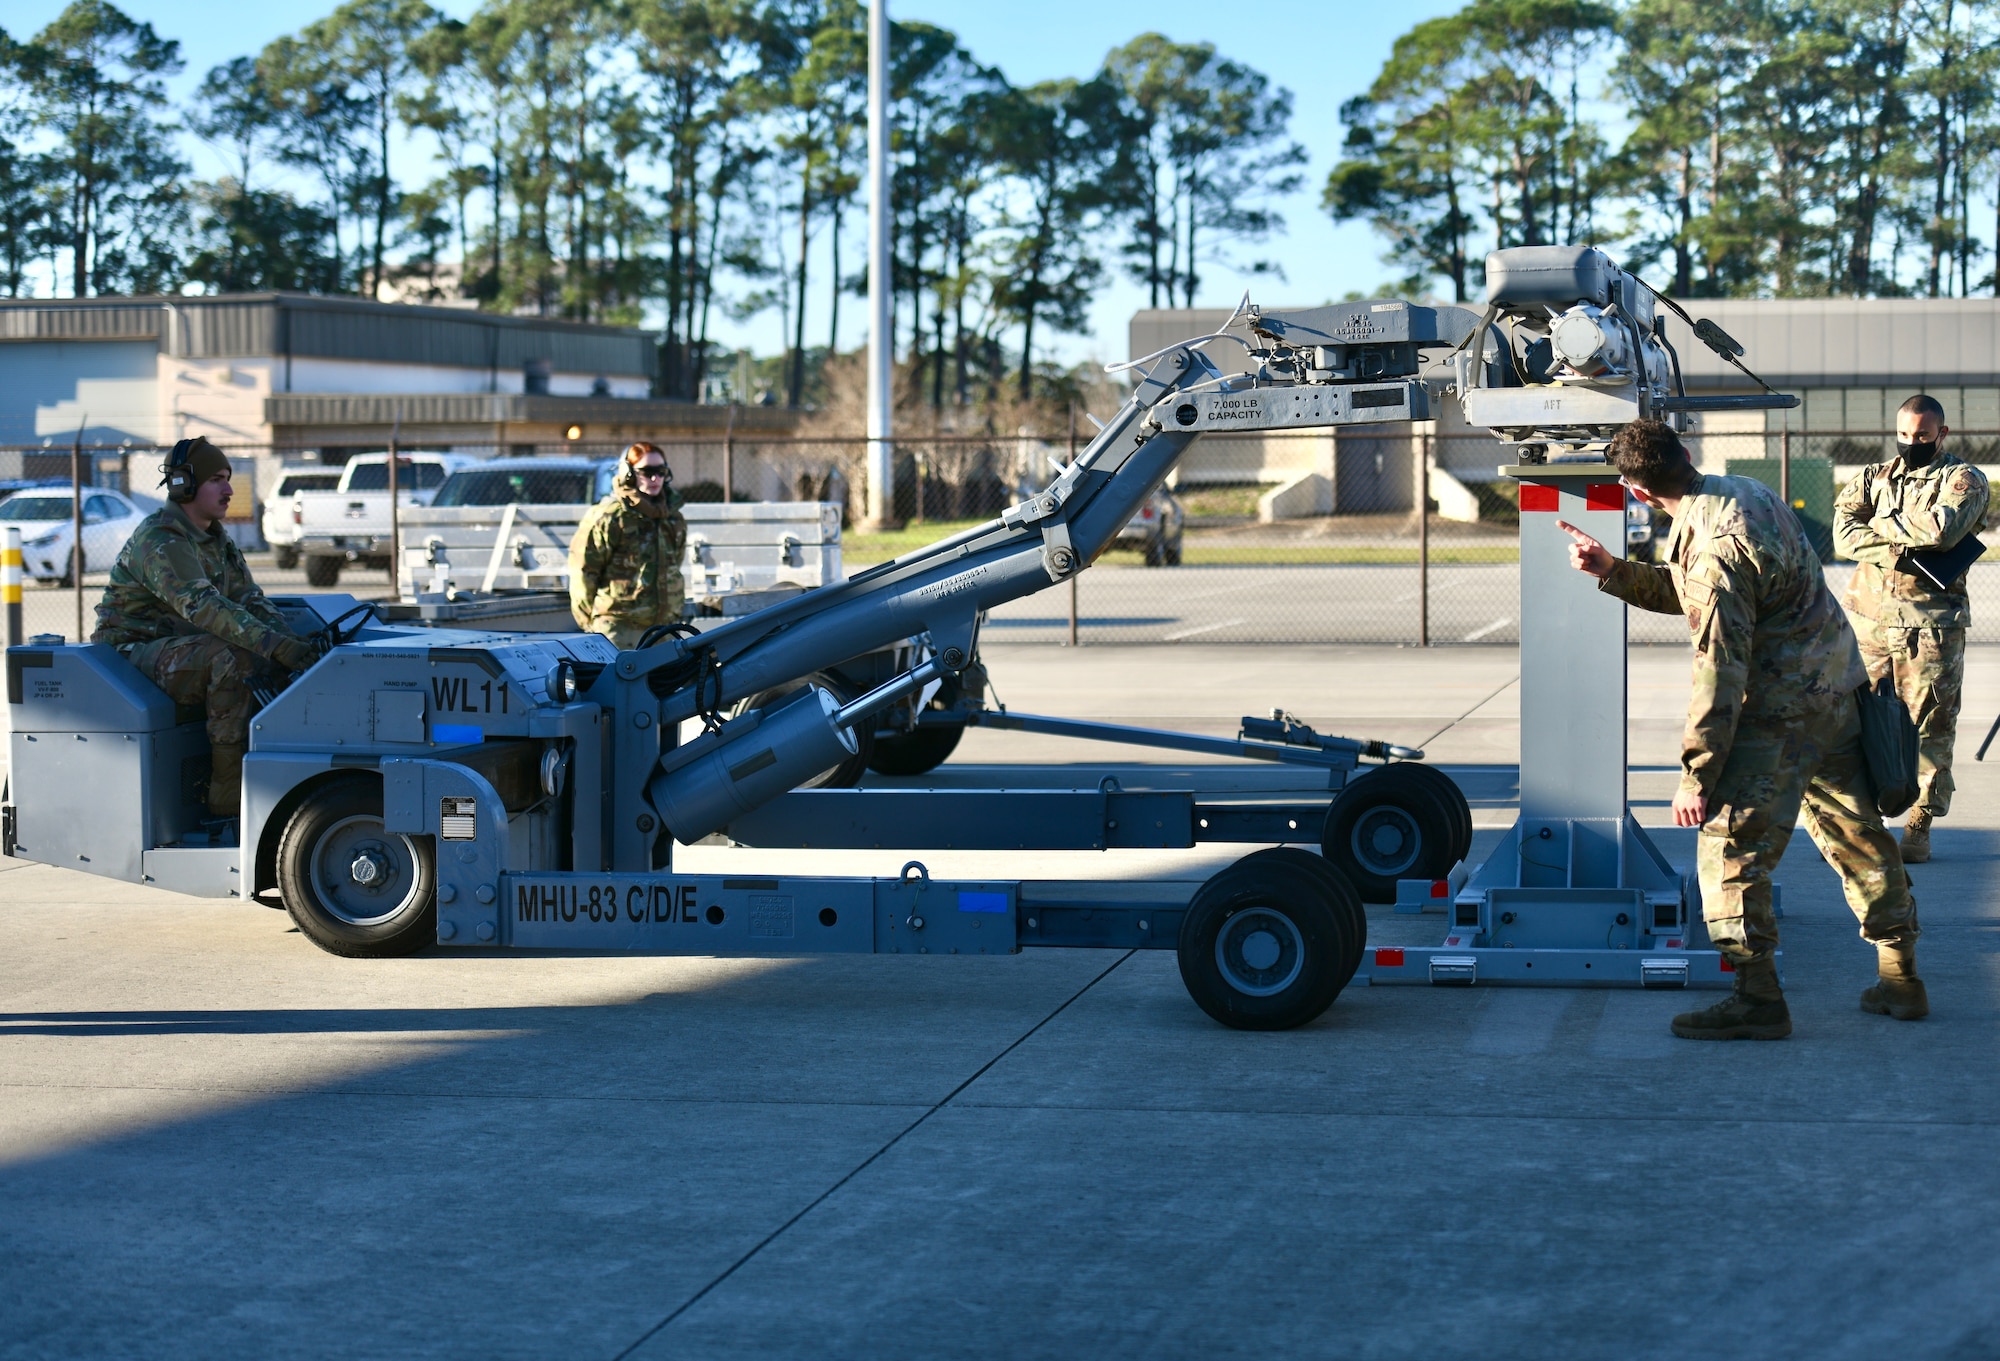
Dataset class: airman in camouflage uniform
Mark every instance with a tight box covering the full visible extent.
[1562,420,1925,1038]
[1833,394,1990,863]
[92,438,318,817]
[569,442,688,650]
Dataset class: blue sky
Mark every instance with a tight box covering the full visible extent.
[8,0,1472,362]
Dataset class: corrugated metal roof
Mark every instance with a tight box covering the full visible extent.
[0,304,164,342]
[265,392,796,431]
[0,294,656,377]
[1132,298,2000,391]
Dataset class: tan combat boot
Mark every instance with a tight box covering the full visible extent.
[206,741,246,819]
[1671,954,1792,1040]
[1900,812,1932,864]
[1861,944,1929,1020]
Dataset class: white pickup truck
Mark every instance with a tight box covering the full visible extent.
[293,452,468,585]
[259,465,341,569]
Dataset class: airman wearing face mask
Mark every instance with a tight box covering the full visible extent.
[1833,394,1991,863]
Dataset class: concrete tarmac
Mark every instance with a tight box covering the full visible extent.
[3,645,1999,1359]
[21,557,2000,647]
[975,561,2000,646]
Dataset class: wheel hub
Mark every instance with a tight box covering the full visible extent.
[1214,907,1306,997]
[1351,806,1421,877]
[349,849,389,887]
[1239,929,1282,971]
[308,815,423,927]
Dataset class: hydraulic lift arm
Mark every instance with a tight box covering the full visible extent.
[585,300,1484,867]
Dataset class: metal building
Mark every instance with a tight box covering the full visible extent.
[0,293,793,459]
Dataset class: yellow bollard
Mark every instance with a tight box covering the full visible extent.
[3,526,21,649]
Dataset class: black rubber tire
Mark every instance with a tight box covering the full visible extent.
[867,722,964,776]
[1143,538,1165,567]
[277,775,435,957]
[274,546,300,570]
[1384,762,1473,864]
[739,673,874,787]
[1236,846,1367,987]
[1321,764,1458,903]
[1163,538,1183,566]
[303,555,342,587]
[1177,853,1353,1031]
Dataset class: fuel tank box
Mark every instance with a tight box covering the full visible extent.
[6,644,209,881]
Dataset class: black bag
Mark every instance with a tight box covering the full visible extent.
[1856,676,1920,817]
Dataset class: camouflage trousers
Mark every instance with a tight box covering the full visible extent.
[125,634,266,748]
[1854,619,1965,819]
[577,576,688,651]
[1699,690,1918,963]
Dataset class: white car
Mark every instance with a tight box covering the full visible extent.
[261,466,341,569]
[0,487,152,582]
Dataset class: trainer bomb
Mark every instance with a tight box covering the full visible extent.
[648,686,857,845]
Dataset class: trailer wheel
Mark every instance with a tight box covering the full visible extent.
[1381,762,1472,863]
[1177,854,1353,1030]
[1236,847,1366,987]
[739,673,874,787]
[277,775,435,957]
[303,556,342,587]
[1321,764,1458,903]
[867,723,963,776]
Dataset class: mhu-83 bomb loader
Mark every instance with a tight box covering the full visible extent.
[3,245,1794,1030]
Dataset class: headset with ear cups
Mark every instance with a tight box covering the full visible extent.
[616,442,669,493]
[162,438,198,503]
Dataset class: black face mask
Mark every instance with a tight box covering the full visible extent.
[1898,437,1939,466]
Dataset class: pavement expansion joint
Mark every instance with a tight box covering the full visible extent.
[1411,672,1521,751]
[609,949,1137,1360]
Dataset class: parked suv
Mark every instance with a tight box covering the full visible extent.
[428,456,607,508]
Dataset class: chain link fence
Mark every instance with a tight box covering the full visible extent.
[3,428,1995,646]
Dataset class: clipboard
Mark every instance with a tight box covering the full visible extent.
[1897,534,1988,590]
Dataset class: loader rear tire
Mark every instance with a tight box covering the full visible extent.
[278,775,435,957]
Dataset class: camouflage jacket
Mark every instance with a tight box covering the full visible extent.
[92,504,298,659]
[1600,473,1866,799]
[567,488,688,633]
[1833,451,1989,628]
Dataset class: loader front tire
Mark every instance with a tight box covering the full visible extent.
[278,775,435,957]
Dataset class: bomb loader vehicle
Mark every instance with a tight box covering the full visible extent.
[4,245,1796,1029]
